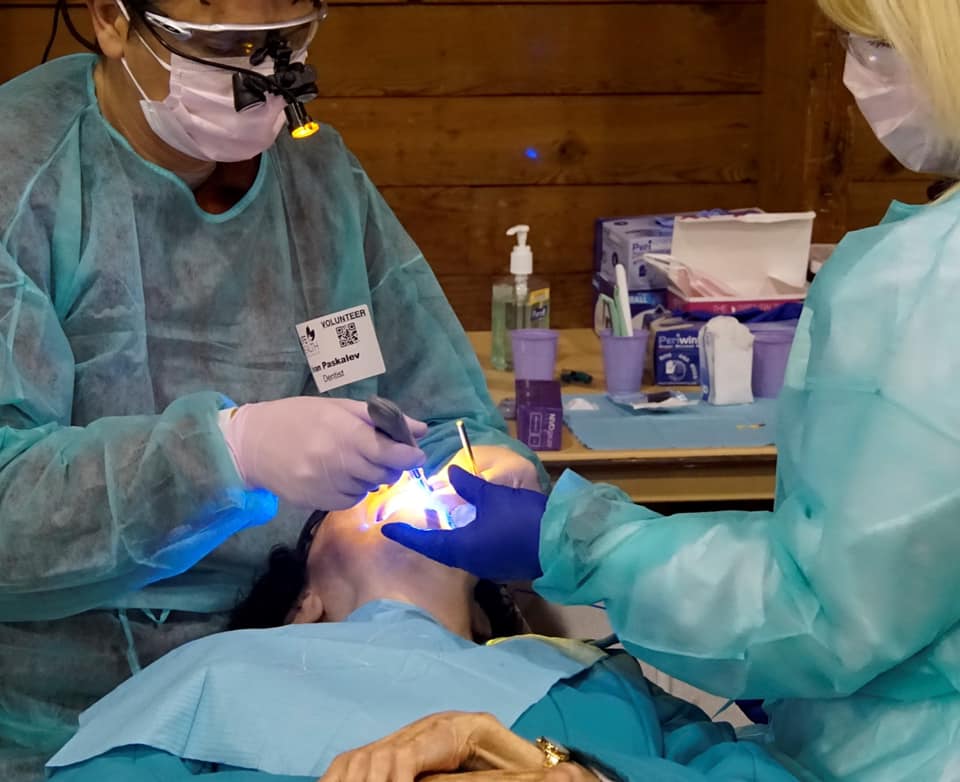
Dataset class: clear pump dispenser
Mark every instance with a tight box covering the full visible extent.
[491,225,551,371]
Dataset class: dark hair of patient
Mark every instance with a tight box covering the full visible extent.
[229,511,526,642]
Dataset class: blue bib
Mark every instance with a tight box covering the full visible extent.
[48,601,593,777]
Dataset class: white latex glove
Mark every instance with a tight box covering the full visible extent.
[219,397,427,510]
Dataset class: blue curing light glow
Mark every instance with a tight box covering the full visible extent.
[524,147,540,160]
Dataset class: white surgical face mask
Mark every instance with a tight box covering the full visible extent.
[843,47,959,175]
[121,32,299,163]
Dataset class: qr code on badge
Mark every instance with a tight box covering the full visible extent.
[336,323,359,348]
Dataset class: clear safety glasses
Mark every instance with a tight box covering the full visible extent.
[140,1,326,61]
[842,33,905,83]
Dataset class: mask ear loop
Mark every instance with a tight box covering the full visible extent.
[115,0,174,102]
[119,31,172,104]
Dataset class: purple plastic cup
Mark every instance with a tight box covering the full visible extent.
[511,329,558,380]
[601,331,649,395]
[750,325,796,398]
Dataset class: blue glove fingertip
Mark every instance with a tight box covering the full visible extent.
[448,465,486,504]
[380,522,419,547]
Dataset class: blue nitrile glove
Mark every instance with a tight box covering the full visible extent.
[381,466,546,581]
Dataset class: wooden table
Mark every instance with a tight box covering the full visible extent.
[468,329,778,505]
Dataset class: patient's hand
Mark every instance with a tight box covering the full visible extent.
[316,712,597,782]
[423,769,599,782]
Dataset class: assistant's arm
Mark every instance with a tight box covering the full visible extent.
[537,302,960,699]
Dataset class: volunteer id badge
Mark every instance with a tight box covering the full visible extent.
[297,305,386,393]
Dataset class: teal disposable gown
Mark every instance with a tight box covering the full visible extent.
[536,197,960,781]
[0,55,531,780]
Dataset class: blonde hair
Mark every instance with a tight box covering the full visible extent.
[818,0,960,142]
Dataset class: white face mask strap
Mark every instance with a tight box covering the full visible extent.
[116,0,173,90]
[133,28,173,74]
[120,56,152,103]
[120,23,174,103]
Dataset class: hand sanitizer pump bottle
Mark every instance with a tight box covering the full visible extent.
[491,224,551,371]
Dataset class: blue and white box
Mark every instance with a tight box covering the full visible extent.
[650,317,701,385]
[592,274,666,333]
[595,216,674,290]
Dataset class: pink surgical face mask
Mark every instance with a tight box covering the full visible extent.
[121,30,305,163]
[843,43,959,175]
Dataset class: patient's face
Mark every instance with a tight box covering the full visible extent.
[290,475,475,624]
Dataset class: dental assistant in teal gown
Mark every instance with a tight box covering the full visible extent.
[383,1,960,779]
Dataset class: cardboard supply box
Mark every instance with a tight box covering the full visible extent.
[594,209,762,291]
[654,211,816,315]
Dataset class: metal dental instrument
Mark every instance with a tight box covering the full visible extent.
[366,395,431,493]
[455,419,478,475]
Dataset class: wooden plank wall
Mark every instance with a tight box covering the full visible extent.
[0,0,934,329]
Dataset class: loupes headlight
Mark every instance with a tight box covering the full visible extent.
[142,1,326,61]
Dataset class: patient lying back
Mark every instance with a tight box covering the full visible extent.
[46,497,799,782]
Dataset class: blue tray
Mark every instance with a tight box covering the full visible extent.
[563,393,778,451]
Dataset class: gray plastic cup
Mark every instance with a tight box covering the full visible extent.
[601,331,649,395]
[511,329,559,380]
[750,325,796,398]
